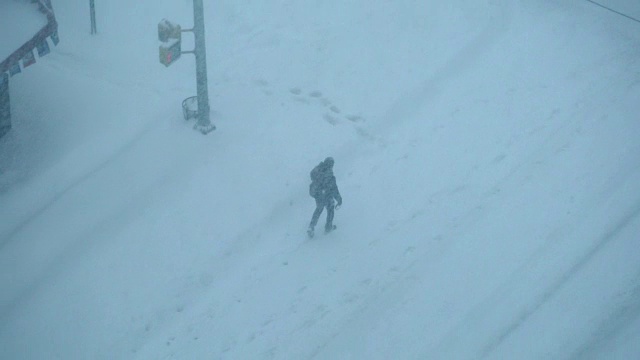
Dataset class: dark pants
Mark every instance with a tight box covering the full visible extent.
[309,196,335,231]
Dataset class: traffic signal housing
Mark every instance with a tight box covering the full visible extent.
[158,19,182,67]
[158,19,181,42]
[160,39,181,67]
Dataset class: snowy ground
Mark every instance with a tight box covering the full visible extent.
[1,0,639,359]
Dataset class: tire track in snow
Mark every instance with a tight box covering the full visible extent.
[479,196,640,358]
[305,0,515,357]
[0,122,168,323]
[568,276,640,359]
[374,0,512,128]
[428,144,640,358]
[0,121,157,249]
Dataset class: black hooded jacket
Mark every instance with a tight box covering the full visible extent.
[309,160,342,204]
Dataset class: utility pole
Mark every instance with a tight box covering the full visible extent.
[157,0,214,134]
[192,0,213,134]
[90,0,97,34]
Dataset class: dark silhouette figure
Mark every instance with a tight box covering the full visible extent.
[308,157,342,237]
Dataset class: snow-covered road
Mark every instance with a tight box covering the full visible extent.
[1,0,639,358]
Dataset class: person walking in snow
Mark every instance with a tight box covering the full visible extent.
[308,157,342,238]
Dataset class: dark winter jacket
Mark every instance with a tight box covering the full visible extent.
[309,161,342,204]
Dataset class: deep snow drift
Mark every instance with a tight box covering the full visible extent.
[1,0,639,359]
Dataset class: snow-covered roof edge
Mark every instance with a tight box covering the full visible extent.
[0,0,58,74]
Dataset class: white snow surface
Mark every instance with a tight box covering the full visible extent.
[1,0,640,359]
[0,0,48,61]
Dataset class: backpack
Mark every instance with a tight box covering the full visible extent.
[309,164,323,197]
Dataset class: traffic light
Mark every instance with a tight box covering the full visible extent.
[158,19,182,67]
[159,39,181,67]
[158,19,181,42]
[156,0,214,134]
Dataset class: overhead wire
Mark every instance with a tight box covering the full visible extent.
[584,0,640,24]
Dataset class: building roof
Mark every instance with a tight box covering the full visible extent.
[0,0,57,74]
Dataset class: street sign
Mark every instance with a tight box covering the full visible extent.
[158,19,181,42]
[159,39,181,67]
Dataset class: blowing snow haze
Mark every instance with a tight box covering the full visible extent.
[1,0,640,359]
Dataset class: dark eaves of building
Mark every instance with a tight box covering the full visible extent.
[1,0,59,139]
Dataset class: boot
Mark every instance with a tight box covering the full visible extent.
[325,224,336,234]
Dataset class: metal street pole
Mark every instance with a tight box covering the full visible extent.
[192,0,214,134]
[90,0,97,34]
